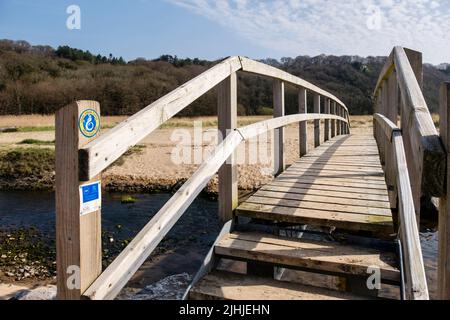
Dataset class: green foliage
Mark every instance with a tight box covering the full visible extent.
[17,126,55,132]
[19,139,54,145]
[0,39,449,116]
[55,45,126,65]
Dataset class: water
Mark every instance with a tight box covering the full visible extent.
[0,191,222,267]
[0,191,439,299]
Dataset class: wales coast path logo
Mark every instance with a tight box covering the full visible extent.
[79,109,100,138]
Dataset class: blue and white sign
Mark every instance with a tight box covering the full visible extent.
[79,181,101,216]
[78,109,100,138]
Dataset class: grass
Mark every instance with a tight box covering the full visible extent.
[0,148,54,179]
[19,139,55,145]
[17,126,55,132]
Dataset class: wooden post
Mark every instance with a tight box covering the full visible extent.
[387,72,399,209]
[404,48,423,90]
[273,80,285,176]
[337,106,342,136]
[331,101,336,138]
[314,94,321,147]
[387,72,399,124]
[439,82,450,300]
[218,73,238,224]
[324,98,330,141]
[299,88,308,157]
[56,101,102,299]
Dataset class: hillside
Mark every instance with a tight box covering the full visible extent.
[1,39,449,116]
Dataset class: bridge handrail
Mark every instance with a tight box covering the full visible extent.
[374,47,445,207]
[56,55,350,300]
[373,113,429,300]
[79,56,350,181]
[82,113,348,300]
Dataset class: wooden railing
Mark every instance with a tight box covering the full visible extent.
[373,113,428,300]
[373,47,446,219]
[438,82,450,299]
[55,56,350,300]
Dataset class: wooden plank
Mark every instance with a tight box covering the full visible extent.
[268,181,389,196]
[314,94,321,148]
[374,50,395,96]
[387,71,399,124]
[324,98,330,141]
[285,167,384,177]
[439,82,450,300]
[218,73,238,223]
[239,56,349,114]
[277,176,388,190]
[253,190,391,209]
[238,114,345,140]
[289,162,384,173]
[331,101,336,138]
[298,159,382,168]
[373,113,400,141]
[338,107,342,135]
[79,56,242,180]
[392,131,429,300]
[56,101,102,299]
[189,271,369,300]
[260,185,390,202]
[245,195,392,216]
[281,171,386,184]
[404,48,423,90]
[236,203,394,235]
[216,232,400,282]
[299,88,308,157]
[394,47,445,198]
[273,80,285,176]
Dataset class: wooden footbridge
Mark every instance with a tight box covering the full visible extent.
[55,47,450,300]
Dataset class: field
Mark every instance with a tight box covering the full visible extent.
[0,115,374,193]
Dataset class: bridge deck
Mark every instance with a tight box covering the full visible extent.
[189,134,401,300]
[237,134,394,237]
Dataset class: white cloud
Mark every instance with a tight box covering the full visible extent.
[166,0,450,63]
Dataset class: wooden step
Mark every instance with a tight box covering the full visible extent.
[189,271,372,300]
[214,232,400,283]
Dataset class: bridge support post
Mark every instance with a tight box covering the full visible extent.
[324,98,330,141]
[331,102,336,138]
[273,80,285,176]
[439,82,450,300]
[218,73,238,224]
[299,88,308,157]
[55,101,102,299]
[314,94,321,147]
[337,106,342,136]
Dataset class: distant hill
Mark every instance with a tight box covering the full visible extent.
[1,39,449,116]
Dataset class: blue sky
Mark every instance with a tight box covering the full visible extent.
[0,0,449,64]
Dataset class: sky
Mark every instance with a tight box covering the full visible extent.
[0,0,449,64]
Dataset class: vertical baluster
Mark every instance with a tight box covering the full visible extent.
[299,88,308,157]
[314,94,321,147]
[218,73,238,223]
[324,98,330,141]
[273,80,285,175]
